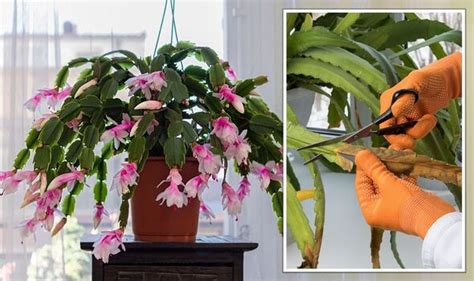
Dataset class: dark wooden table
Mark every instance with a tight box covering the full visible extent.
[81,234,258,281]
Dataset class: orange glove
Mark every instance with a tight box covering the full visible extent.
[355,149,455,239]
[380,52,462,150]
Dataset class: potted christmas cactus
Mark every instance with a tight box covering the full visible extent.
[0,41,283,263]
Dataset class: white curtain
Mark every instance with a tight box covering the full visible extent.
[0,2,72,281]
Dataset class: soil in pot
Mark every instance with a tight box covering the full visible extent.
[131,157,200,242]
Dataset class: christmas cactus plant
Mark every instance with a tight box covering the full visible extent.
[0,41,283,262]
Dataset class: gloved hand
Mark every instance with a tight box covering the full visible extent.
[379,52,462,150]
[355,149,455,239]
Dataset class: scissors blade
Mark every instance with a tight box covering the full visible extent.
[297,133,351,151]
[341,123,374,144]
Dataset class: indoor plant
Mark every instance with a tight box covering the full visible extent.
[286,12,462,268]
[0,41,283,262]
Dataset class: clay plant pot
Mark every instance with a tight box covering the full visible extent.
[131,157,200,242]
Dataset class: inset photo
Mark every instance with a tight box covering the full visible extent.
[284,10,465,272]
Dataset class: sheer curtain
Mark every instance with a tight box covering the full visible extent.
[0,2,74,281]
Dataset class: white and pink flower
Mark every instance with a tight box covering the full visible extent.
[249,161,274,190]
[47,166,84,191]
[134,100,163,111]
[221,182,242,217]
[184,174,209,199]
[224,130,251,165]
[92,229,125,263]
[156,168,188,208]
[237,177,251,201]
[93,203,109,229]
[211,116,239,145]
[148,71,167,92]
[1,170,38,195]
[101,114,135,149]
[125,71,167,99]
[192,144,222,176]
[111,162,139,195]
[215,84,245,113]
[199,201,215,222]
[19,218,40,239]
[24,87,71,112]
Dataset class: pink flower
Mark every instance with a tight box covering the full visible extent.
[93,204,109,229]
[250,161,274,190]
[221,182,242,217]
[24,87,71,112]
[148,71,167,92]
[200,201,215,222]
[19,218,40,239]
[101,114,134,149]
[156,168,188,208]
[1,170,37,195]
[211,116,239,145]
[48,87,72,109]
[125,73,150,96]
[47,166,84,191]
[220,59,237,81]
[92,229,125,263]
[237,177,251,201]
[215,85,245,113]
[192,144,222,176]
[35,189,62,221]
[224,130,251,165]
[184,174,209,199]
[32,113,58,131]
[111,162,139,195]
[24,89,54,112]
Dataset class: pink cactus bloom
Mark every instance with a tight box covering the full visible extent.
[156,168,188,208]
[92,229,125,263]
[19,218,40,239]
[101,114,135,149]
[221,182,242,217]
[93,204,109,229]
[32,113,58,131]
[215,84,245,114]
[192,144,222,176]
[35,189,62,221]
[224,130,252,165]
[1,170,38,195]
[220,59,238,81]
[24,89,54,112]
[47,169,84,191]
[148,71,167,92]
[200,201,215,222]
[237,177,251,201]
[48,87,72,109]
[185,174,209,199]
[125,73,151,97]
[111,162,139,195]
[249,161,275,190]
[211,116,239,145]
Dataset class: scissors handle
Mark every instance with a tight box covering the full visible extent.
[372,89,419,126]
[375,120,418,136]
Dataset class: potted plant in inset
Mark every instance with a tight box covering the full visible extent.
[0,41,283,263]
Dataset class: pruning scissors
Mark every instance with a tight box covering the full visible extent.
[298,89,419,165]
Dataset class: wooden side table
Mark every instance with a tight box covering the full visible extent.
[80,235,258,281]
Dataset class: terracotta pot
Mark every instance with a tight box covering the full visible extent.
[131,157,200,242]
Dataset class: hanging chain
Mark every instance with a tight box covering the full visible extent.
[153,0,180,58]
